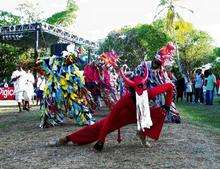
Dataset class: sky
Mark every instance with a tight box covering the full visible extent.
[1,0,220,46]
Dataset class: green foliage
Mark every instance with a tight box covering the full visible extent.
[212,63,220,78]
[153,19,214,75]
[0,44,24,82]
[174,20,213,73]
[211,49,220,78]
[46,0,78,27]
[0,10,21,26]
[98,24,170,68]
[0,11,24,82]
[213,47,220,57]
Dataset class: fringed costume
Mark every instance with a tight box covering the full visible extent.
[39,48,95,128]
[48,63,174,151]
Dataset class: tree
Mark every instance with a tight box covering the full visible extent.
[154,0,194,74]
[0,11,21,26]
[154,0,193,35]
[98,24,170,68]
[175,21,213,74]
[0,11,23,81]
[46,0,78,27]
[16,0,44,23]
[0,44,25,82]
[153,19,214,75]
[211,48,220,78]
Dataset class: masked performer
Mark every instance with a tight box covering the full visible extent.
[137,42,180,123]
[47,63,174,151]
[84,51,119,110]
[39,46,95,128]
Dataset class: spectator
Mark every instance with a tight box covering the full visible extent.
[11,65,26,112]
[23,69,35,110]
[176,75,185,102]
[204,69,216,105]
[194,69,204,103]
[185,79,193,102]
[36,73,46,109]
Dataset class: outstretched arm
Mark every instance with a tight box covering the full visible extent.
[147,82,174,106]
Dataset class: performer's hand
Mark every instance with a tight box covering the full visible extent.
[161,105,170,113]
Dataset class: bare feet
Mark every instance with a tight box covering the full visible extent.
[47,137,68,147]
[137,132,151,148]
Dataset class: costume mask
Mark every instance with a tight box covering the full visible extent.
[121,66,148,95]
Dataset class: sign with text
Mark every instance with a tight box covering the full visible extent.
[0,87,15,100]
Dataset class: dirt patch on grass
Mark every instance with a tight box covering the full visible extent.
[0,107,220,169]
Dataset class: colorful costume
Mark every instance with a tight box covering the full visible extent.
[49,64,174,151]
[39,50,95,128]
[136,42,181,123]
[83,51,118,110]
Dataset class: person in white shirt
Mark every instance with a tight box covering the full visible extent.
[11,65,26,112]
[194,69,204,103]
[36,73,45,108]
[23,69,35,110]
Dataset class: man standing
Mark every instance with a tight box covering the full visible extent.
[194,69,204,103]
[11,65,26,112]
[205,69,216,105]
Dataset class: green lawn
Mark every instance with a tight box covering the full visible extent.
[0,107,41,129]
[176,96,220,134]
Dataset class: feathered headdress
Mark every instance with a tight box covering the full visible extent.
[99,51,119,67]
[155,42,176,66]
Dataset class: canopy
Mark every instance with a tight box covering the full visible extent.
[0,22,98,49]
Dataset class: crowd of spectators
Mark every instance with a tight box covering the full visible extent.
[175,68,219,105]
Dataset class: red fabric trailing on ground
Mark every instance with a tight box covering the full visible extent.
[67,83,173,145]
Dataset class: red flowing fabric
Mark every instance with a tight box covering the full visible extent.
[67,83,173,145]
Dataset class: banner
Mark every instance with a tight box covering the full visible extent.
[0,87,15,100]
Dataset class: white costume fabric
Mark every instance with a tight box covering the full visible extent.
[136,90,152,131]
[11,69,26,102]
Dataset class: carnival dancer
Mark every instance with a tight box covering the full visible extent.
[39,45,95,128]
[138,42,181,123]
[47,63,174,151]
[11,64,26,112]
[84,51,119,111]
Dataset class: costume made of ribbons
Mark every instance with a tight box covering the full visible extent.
[39,55,95,127]
[83,63,116,110]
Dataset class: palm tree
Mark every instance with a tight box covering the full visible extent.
[153,0,193,75]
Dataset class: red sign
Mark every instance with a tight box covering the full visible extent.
[0,87,15,100]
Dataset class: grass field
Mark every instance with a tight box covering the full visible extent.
[176,96,220,134]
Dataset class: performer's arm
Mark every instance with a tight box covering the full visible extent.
[147,82,174,106]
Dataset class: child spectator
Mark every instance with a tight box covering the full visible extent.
[185,79,193,102]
